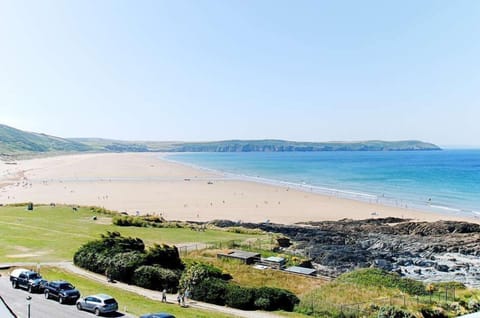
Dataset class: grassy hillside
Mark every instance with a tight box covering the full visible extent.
[0,124,90,157]
[171,139,441,152]
[75,138,441,152]
[0,123,441,158]
[296,268,480,317]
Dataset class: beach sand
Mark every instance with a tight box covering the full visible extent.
[0,153,477,224]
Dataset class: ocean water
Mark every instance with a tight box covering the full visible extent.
[167,150,480,218]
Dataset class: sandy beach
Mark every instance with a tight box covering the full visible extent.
[0,153,477,224]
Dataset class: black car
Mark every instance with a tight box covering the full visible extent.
[44,280,81,304]
[10,268,47,293]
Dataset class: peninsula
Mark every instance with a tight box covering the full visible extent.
[0,123,440,159]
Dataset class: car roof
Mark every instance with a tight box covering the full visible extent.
[10,268,30,275]
[88,294,115,300]
[140,313,175,318]
[50,280,69,284]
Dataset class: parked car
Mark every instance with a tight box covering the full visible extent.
[9,268,47,293]
[76,294,118,316]
[44,280,80,304]
[139,313,176,318]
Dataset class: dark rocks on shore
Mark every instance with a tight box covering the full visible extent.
[209,218,480,287]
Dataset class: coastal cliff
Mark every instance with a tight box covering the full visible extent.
[1,123,441,156]
[171,140,441,152]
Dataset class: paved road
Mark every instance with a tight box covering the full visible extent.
[1,262,284,318]
[0,275,134,318]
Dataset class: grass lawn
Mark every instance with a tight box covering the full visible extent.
[40,266,233,318]
[186,249,327,296]
[0,205,267,262]
[0,204,311,317]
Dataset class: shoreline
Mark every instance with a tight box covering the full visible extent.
[0,152,478,225]
[164,153,480,221]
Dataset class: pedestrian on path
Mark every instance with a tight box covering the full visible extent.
[177,292,182,306]
[162,289,167,302]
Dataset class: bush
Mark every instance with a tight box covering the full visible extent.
[337,268,427,295]
[179,262,226,291]
[132,265,180,292]
[225,284,255,310]
[73,232,145,275]
[145,244,184,270]
[112,215,148,227]
[378,306,415,318]
[420,307,448,318]
[190,277,228,305]
[254,286,299,311]
[108,251,146,283]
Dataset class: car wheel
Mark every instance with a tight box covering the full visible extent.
[76,303,82,311]
[59,297,64,304]
[45,291,50,299]
[94,308,100,316]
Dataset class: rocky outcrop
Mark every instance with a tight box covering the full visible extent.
[210,218,480,287]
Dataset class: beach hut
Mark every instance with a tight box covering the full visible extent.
[261,256,286,269]
[217,250,261,265]
[284,266,316,276]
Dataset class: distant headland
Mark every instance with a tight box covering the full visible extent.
[0,123,441,158]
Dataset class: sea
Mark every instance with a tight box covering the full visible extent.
[167,149,480,219]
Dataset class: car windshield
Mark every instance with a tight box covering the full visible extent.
[104,299,117,305]
[59,283,74,290]
[28,273,40,279]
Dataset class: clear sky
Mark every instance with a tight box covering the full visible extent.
[0,1,479,146]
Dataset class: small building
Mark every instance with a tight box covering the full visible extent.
[261,256,286,269]
[284,266,316,276]
[217,250,261,265]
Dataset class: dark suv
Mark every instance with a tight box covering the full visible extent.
[44,280,81,304]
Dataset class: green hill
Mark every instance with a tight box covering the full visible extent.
[0,123,441,158]
[171,139,441,152]
[0,123,91,158]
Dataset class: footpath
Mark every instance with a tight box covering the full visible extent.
[1,262,283,318]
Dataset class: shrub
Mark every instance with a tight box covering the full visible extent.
[74,232,144,275]
[420,307,448,318]
[378,306,415,318]
[337,268,427,295]
[108,251,146,283]
[179,262,226,291]
[254,286,299,311]
[225,284,255,310]
[132,265,180,292]
[145,244,184,270]
[190,277,228,305]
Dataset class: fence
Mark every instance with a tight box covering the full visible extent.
[322,287,458,318]
[177,237,277,256]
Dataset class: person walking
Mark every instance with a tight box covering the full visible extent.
[177,292,182,306]
[162,289,167,303]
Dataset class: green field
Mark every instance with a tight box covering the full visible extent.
[41,267,232,318]
[0,205,266,263]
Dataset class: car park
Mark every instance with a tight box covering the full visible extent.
[44,280,81,304]
[76,294,118,316]
[139,313,176,318]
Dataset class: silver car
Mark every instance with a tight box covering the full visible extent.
[76,294,118,316]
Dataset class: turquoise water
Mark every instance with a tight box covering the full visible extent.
[167,150,480,217]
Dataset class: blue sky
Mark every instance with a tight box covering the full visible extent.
[0,1,479,146]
